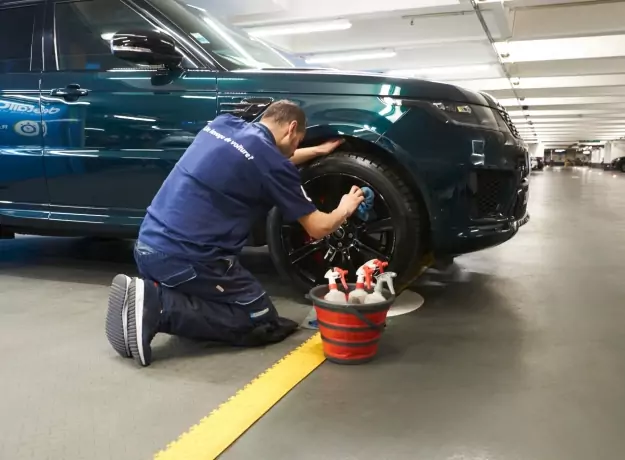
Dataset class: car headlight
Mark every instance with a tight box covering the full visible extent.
[429,102,499,130]
[378,97,503,131]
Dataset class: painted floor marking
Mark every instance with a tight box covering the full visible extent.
[154,333,325,460]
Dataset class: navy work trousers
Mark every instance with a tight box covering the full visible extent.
[134,241,297,346]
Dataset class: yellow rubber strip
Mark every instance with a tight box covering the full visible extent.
[154,333,326,460]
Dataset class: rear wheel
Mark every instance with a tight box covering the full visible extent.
[267,151,424,293]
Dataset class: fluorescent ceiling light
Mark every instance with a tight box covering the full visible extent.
[451,74,625,91]
[523,128,625,131]
[498,96,625,106]
[508,109,619,117]
[101,33,114,41]
[517,123,625,128]
[494,34,625,63]
[246,20,352,38]
[305,50,396,64]
[523,131,625,134]
[512,118,625,124]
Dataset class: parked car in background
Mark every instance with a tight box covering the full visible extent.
[530,157,545,171]
[0,0,530,292]
[608,157,625,172]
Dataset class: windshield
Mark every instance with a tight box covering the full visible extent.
[149,0,295,70]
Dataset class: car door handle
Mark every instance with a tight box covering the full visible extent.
[49,84,90,99]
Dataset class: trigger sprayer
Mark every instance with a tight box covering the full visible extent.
[348,264,374,304]
[324,268,349,304]
[362,259,388,289]
[364,272,397,304]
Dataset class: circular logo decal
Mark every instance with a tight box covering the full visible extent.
[14,120,40,137]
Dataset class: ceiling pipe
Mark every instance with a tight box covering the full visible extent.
[470,1,529,122]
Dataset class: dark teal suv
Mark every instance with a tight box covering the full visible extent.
[0,0,529,290]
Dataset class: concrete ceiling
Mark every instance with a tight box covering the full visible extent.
[192,0,625,148]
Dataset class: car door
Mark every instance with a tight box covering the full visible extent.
[0,1,47,226]
[40,0,217,230]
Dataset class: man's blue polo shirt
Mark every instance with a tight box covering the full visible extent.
[138,114,317,262]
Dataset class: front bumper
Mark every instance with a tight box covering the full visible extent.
[439,174,530,255]
[448,210,530,255]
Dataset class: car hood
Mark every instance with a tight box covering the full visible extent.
[232,68,497,108]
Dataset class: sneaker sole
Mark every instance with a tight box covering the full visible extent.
[105,274,132,358]
[128,278,148,367]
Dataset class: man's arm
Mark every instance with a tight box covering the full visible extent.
[297,186,364,240]
[290,139,344,166]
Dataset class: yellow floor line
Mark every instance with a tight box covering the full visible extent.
[154,333,326,460]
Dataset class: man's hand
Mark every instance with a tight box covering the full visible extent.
[290,139,345,165]
[338,186,365,218]
[314,139,344,157]
[298,186,365,240]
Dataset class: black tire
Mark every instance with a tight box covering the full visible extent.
[267,151,424,293]
[620,162,625,173]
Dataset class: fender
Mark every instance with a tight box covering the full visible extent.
[302,122,435,231]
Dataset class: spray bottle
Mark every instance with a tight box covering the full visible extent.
[364,259,388,289]
[348,264,374,304]
[323,267,349,304]
[364,272,397,304]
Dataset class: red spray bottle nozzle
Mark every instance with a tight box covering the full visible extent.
[362,265,375,290]
[373,260,388,273]
[364,259,388,274]
[333,267,349,290]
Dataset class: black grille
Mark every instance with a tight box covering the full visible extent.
[469,170,513,218]
[498,107,520,138]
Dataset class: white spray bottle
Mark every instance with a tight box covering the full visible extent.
[323,267,349,304]
[364,272,397,304]
[365,259,388,289]
[348,264,374,304]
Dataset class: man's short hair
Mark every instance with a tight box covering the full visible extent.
[261,100,306,133]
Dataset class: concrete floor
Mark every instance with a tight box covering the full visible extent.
[2,166,625,459]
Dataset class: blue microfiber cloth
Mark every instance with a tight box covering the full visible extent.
[356,186,376,222]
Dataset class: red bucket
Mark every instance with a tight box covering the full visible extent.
[309,284,395,365]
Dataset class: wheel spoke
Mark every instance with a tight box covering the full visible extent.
[354,239,388,261]
[288,240,324,264]
[341,250,358,274]
[363,217,393,234]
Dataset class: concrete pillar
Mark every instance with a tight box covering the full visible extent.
[591,147,603,165]
[528,142,544,158]
[604,142,613,163]
[611,141,625,161]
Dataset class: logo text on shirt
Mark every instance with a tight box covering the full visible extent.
[203,125,254,160]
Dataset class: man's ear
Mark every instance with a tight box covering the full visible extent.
[288,120,299,137]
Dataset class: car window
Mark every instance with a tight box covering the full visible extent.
[150,0,295,70]
[0,6,36,73]
[53,0,191,71]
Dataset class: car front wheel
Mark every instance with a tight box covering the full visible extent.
[267,151,424,293]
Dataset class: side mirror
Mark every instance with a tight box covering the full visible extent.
[110,29,182,69]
